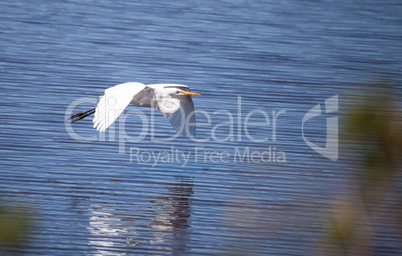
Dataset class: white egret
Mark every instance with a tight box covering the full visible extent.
[68,82,201,137]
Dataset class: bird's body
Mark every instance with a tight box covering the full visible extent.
[68,82,200,137]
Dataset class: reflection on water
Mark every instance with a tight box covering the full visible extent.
[144,176,193,253]
[86,176,193,255]
[88,205,133,255]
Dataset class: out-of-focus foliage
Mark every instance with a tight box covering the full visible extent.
[346,86,401,193]
[0,205,32,248]
[321,82,402,256]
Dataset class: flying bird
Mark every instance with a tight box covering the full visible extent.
[68,82,201,137]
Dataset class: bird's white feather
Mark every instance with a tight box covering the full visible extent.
[156,94,196,137]
[93,82,146,132]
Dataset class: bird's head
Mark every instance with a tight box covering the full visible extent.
[165,87,201,96]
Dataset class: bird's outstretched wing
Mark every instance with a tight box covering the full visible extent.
[160,95,196,137]
[93,82,146,132]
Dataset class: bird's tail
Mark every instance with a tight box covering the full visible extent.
[67,107,96,123]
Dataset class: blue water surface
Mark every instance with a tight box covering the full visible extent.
[1,0,401,255]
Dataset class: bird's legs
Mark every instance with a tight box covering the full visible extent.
[67,107,96,123]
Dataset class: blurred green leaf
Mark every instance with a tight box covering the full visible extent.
[0,206,32,247]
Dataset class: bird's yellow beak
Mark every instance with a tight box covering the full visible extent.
[179,90,201,96]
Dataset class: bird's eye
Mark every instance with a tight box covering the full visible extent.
[176,90,181,94]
